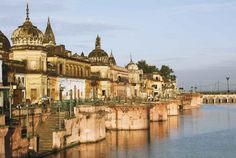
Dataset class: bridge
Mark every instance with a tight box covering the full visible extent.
[202,93,236,104]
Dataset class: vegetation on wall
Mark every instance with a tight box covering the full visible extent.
[137,60,176,81]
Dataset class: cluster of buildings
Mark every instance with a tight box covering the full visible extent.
[0,5,177,106]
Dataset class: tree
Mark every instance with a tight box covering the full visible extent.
[160,65,176,81]
[137,60,158,73]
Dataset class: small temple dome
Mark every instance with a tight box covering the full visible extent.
[88,49,108,58]
[88,35,110,65]
[108,51,116,65]
[0,30,11,52]
[11,4,44,47]
[127,59,139,70]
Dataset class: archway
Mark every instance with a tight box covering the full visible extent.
[203,98,208,104]
[228,97,234,103]
[215,98,221,104]
[208,98,215,104]
[221,98,227,103]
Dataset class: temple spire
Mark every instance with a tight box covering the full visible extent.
[110,50,113,57]
[43,17,56,45]
[47,17,50,25]
[95,35,101,49]
[130,53,133,63]
[26,3,30,20]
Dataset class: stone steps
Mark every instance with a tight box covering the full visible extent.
[37,112,68,153]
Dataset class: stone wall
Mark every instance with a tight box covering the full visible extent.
[190,93,202,108]
[0,115,5,125]
[150,103,168,121]
[178,93,202,110]
[105,104,149,130]
[12,107,50,134]
[52,105,106,149]
[0,126,8,157]
[166,101,179,116]
[5,126,29,158]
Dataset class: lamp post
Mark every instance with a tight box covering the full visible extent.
[47,77,51,107]
[16,104,22,125]
[26,102,29,137]
[91,76,98,102]
[9,83,16,126]
[226,77,230,93]
[69,90,72,118]
[31,108,35,136]
[9,83,13,125]
[58,84,64,130]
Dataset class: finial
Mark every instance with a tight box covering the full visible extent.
[47,17,50,24]
[110,50,113,57]
[130,53,133,63]
[26,3,30,20]
[95,34,101,49]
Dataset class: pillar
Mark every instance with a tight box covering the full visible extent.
[0,126,8,156]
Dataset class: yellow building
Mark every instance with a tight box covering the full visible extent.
[42,17,91,101]
[143,72,164,100]
[126,59,143,98]
[9,5,47,103]
[88,36,130,99]
[7,5,91,103]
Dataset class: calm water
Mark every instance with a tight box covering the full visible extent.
[46,104,236,158]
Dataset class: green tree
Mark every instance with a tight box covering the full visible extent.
[137,60,158,73]
[160,65,176,81]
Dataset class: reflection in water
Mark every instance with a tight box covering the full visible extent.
[46,104,236,158]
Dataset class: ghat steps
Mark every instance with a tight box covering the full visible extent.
[36,112,68,152]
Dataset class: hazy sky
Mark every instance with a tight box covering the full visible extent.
[1,0,236,91]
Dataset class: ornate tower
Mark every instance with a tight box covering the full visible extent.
[10,4,48,103]
[88,35,109,65]
[95,35,101,49]
[108,50,116,66]
[43,17,56,46]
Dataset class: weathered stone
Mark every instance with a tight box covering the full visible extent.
[105,104,149,130]
[75,106,106,143]
[150,103,168,121]
[0,115,5,126]
[29,136,38,152]
[178,93,202,109]
[52,130,66,149]
[166,101,179,116]
[52,105,106,149]
[0,126,8,156]
[5,126,29,158]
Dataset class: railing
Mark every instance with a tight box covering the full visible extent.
[200,91,236,95]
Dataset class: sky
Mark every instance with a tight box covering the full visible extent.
[1,0,236,91]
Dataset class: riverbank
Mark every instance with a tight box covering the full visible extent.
[45,104,236,158]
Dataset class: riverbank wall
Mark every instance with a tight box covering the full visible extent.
[52,106,106,150]
[0,93,202,157]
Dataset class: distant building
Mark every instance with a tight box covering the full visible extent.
[3,4,91,104]
[0,4,177,105]
[88,36,129,99]
[43,18,90,101]
[126,59,143,98]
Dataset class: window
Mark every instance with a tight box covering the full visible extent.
[31,89,37,101]
[59,64,63,74]
[102,90,106,96]
[118,76,121,82]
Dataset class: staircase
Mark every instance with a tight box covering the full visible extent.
[37,112,68,153]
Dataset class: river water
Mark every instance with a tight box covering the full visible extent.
[46,104,236,158]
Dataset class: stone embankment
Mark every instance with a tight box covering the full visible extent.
[0,93,201,157]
